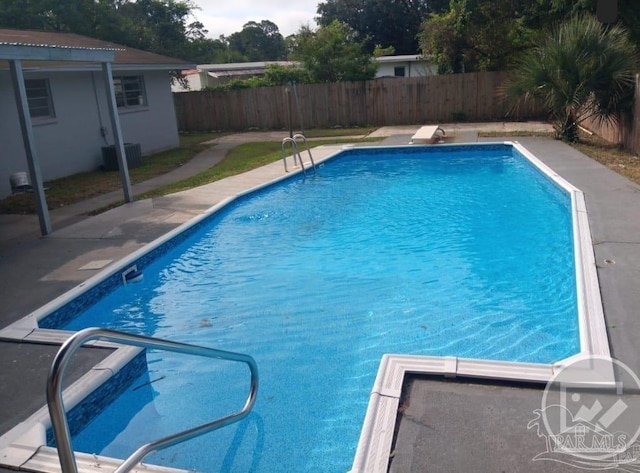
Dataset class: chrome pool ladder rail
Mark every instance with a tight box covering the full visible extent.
[293,134,317,173]
[47,327,259,473]
[282,133,316,176]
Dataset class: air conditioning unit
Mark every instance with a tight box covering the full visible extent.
[101,143,143,171]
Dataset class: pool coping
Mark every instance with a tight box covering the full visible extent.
[0,141,610,473]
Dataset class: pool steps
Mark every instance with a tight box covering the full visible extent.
[349,352,616,473]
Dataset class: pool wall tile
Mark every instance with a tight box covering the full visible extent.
[39,213,222,329]
[340,143,511,158]
[46,350,148,446]
[39,179,302,331]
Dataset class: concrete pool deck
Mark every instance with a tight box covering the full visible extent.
[1,124,640,472]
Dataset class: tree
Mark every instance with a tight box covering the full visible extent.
[292,21,378,83]
[520,0,640,46]
[110,0,203,58]
[505,14,638,142]
[0,0,208,60]
[181,37,234,64]
[204,64,311,91]
[0,0,118,36]
[226,20,286,61]
[316,0,444,55]
[262,64,310,85]
[418,0,532,74]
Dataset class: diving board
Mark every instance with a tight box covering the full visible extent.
[410,125,446,144]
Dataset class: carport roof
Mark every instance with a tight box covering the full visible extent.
[0,28,192,70]
[0,28,178,236]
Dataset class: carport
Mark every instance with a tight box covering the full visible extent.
[1,36,134,236]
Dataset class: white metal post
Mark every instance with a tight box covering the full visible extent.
[9,59,52,235]
[101,62,133,202]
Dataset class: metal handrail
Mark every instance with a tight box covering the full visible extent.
[282,134,316,176]
[46,327,259,473]
[292,134,316,175]
[282,137,304,174]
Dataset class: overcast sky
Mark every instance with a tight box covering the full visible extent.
[193,1,320,38]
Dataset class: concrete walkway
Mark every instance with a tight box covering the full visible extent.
[4,121,639,473]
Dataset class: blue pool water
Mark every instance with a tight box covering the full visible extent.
[54,145,579,472]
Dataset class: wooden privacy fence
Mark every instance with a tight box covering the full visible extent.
[581,74,640,156]
[173,71,542,132]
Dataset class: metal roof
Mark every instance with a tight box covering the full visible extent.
[375,55,426,63]
[0,41,120,51]
[197,61,299,72]
[0,28,192,68]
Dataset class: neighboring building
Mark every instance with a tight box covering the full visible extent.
[175,69,206,92]
[374,55,436,78]
[0,28,192,199]
[171,55,436,92]
[172,61,297,92]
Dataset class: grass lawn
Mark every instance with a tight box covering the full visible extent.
[137,136,380,200]
[0,128,376,215]
[0,132,223,214]
[480,130,640,185]
[2,126,637,216]
[572,133,640,184]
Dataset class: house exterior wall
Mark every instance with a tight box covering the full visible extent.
[0,69,179,198]
[375,61,436,78]
[0,73,32,199]
[115,71,180,154]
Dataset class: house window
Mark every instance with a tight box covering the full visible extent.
[394,66,406,77]
[113,75,147,109]
[25,79,55,119]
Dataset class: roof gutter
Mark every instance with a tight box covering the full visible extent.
[0,63,194,73]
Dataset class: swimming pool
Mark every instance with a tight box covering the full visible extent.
[0,143,608,473]
[58,144,579,360]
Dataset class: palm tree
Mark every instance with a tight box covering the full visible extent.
[506,14,638,142]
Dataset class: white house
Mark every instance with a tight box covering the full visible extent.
[0,29,192,201]
[172,61,297,92]
[172,55,436,92]
[374,55,436,78]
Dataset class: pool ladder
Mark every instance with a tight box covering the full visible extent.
[282,133,316,176]
[47,327,259,473]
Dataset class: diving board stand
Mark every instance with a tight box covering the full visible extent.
[410,125,446,144]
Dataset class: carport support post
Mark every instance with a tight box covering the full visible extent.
[9,59,52,235]
[101,61,133,203]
